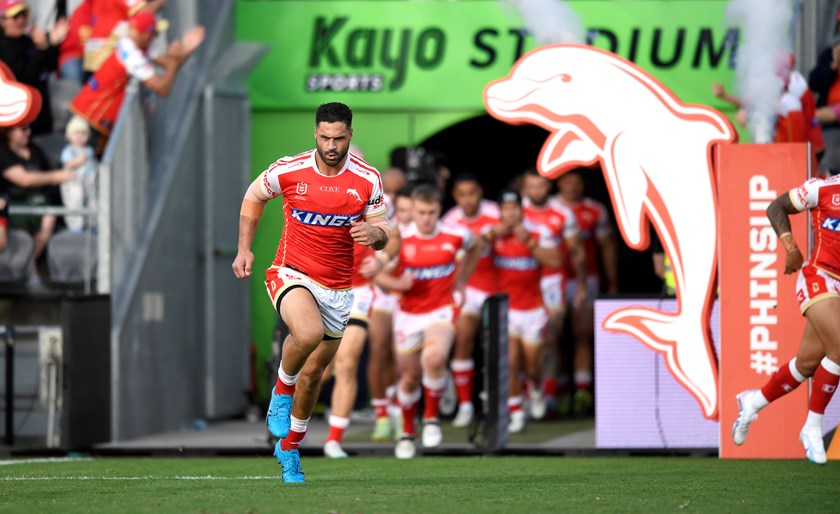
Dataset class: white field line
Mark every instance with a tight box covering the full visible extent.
[0,475,277,481]
[0,457,94,466]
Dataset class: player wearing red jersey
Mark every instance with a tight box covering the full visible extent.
[232,103,390,482]
[368,186,413,441]
[377,184,480,459]
[441,174,498,428]
[487,188,561,433]
[555,170,618,415]
[521,169,587,419]
[732,175,840,464]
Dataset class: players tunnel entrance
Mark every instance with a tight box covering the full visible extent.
[416,114,660,295]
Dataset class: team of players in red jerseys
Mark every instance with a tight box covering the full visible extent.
[235,103,840,482]
[322,166,619,460]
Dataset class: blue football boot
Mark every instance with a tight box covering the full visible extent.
[266,389,293,438]
[274,441,305,483]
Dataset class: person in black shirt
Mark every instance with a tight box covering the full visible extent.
[0,125,72,266]
[0,0,68,134]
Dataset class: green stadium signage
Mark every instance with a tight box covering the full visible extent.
[236,0,738,110]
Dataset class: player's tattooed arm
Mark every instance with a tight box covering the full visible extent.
[766,192,804,275]
[767,192,799,240]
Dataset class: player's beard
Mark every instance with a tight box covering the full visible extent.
[318,147,347,168]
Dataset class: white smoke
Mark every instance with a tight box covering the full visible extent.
[726,0,793,143]
[504,0,584,45]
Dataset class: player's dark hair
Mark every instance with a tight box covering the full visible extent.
[315,102,353,128]
[411,183,442,205]
[395,185,414,201]
[451,172,481,188]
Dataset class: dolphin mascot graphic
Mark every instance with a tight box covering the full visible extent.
[484,44,736,419]
[0,61,41,128]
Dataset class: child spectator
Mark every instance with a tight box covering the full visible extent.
[59,116,95,231]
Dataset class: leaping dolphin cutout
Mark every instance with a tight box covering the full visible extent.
[484,44,736,419]
[0,61,41,128]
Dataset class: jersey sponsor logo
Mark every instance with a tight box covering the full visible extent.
[821,216,840,232]
[320,185,340,192]
[296,182,308,195]
[367,195,383,206]
[441,242,457,254]
[833,194,840,206]
[494,256,539,271]
[291,208,360,227]
[347,188,363,202]
[405,263,456,280]
[404,243,417,258]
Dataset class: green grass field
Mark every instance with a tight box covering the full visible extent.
[1,456,838,513]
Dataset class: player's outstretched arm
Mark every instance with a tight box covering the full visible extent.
[232,178,270,279]
[767,192,804,275]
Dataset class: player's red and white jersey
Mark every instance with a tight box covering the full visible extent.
[558,197,611,278]
[352,243,375,287]
[397,222,473,313]
[790,175,840,278]
[442,199,500,294]
[260,150,386,290]
[493,219,555,310]
[523,198,575,276]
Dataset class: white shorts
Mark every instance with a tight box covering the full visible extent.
[540,274,565,310]
[265,266,353,339]
[509,306,549,345]
[796,264,840,313]
[393,306,455,354]
[460,286,491,317]
[372,285,399,315]
[350,284,375,323]
[564,275,600,305]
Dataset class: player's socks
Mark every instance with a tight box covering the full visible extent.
[508,395,523,415]
[372,398,389,419]
[451,359,475,406]
[574,370,593,392]
[398,387,421,437]
[280,416,308,451]
[542,377,558,398]
[327,415,349,443]
[758,358,806,407]
[275,362,299,395]
[422,375,447,421]
[808,357,840,416]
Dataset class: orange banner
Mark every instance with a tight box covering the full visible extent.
[718,143,809,459]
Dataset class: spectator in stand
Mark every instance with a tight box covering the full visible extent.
[808,9,840,176]
[80,0,165,74]
[59,115,95,231]
[0,124,73,281]
[0,0,69,135]
[69,10,204,153]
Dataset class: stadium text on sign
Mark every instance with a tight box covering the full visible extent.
[747,176,779,376]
